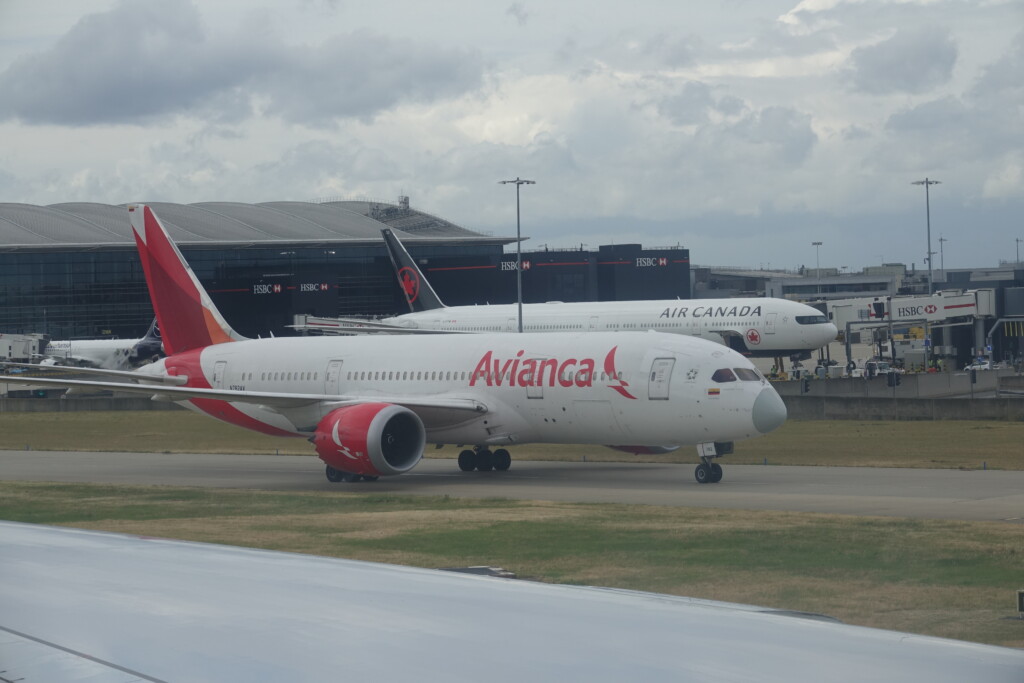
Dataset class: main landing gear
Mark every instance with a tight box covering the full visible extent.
[694,457,724,484]
[325,465,379,483]
[457,446,512,473]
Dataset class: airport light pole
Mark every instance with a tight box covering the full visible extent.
[1016,237,1022,265]
[911,178,940,295]
[811,241,822,296]
[498,177,535,333]
[938,236,948,276]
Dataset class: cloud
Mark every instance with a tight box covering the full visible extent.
[844,27,957,95]
[968,30,1024,105]
[506,2,529,26]
[259,30,484,126]
[0,0,484,127]
[727,106,817,166]
[656,81,717,126]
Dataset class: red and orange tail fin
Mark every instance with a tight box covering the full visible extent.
[129,205,245,356]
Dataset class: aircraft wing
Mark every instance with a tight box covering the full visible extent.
[2,522,1022,683]
[0,372,487,415]
[2,360,181,384]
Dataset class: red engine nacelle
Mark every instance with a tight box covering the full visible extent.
[311,403,426,477]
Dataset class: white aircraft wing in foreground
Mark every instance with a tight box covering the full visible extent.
[1,522,1021,683]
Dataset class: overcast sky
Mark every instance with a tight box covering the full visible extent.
[1,0,1021,272]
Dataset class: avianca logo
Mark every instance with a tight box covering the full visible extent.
[399,267,420,303]
[469,346,637,399]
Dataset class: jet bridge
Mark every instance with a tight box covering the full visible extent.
[824,290,998,369]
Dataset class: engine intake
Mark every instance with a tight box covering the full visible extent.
[312,403,425,476]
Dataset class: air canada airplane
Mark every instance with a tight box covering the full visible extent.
[39,319,163,370]
[1,205,787,485]
[3,522,1022,682]
[299,228,837,360]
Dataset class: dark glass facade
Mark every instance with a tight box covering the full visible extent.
[0,242,690,339]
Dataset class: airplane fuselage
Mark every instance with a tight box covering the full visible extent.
[43,338,142,370]
[138,331,785,448]
[379,298,837,358]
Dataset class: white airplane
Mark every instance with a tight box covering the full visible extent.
[39,319,163,370]
[298,228,838,361]
[2,205,787,485]
[2,522,1022,682]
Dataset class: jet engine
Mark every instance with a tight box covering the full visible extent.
[311,403,426,477]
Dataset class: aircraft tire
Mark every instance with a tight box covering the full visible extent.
[475,449,494,472]
[362,475,380,482]
[710,463,723,483]
[457,450,476,472]
[694,464,711,484]
[493,449,512,471]
[325,465,344,483]
[341,472,363,482]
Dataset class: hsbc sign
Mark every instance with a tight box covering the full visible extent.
[636,257,668,267]
[887,295,976,322]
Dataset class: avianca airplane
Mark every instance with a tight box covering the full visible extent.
[303,229,837,360]
[3,205,787,485]
[39,319,163,370]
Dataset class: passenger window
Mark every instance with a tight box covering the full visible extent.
[712,368,737,383]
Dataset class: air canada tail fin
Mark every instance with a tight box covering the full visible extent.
[381,228,446,313]
[129,205,246,356]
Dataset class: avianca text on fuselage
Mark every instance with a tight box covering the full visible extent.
[660,305,763,319]
[468,346,636,399]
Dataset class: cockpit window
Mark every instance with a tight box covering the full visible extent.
[733,368,761,381]
[796,315,829,325]
[712,368,737,383]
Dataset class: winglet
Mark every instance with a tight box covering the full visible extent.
[129,205,245,355]
[380,228,446,312]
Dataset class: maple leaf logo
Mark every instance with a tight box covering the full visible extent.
[398,267,420,303]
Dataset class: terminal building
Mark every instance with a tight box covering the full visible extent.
[0,198,691,340]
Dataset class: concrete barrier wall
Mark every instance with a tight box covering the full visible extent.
[0,398,184,412]
[783,396,1024,421]
[773,370,1013,399]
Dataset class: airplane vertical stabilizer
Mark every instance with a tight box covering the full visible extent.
[129,205,246,355]
[381,228,447,312]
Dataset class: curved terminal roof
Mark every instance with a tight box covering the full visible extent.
[0,200,506,250]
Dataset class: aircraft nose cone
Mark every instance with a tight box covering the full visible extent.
[820,323,839,345]
[753,387,787,434]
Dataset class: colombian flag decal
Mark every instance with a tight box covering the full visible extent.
[707,388,721,396]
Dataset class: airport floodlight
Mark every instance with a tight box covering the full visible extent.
[811,242,823,296]
[498,177,535,333]
[911,178,941,295]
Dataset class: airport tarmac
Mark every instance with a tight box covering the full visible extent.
[2,449,1022,522]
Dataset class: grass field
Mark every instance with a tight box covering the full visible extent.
[0,411,1021,470]
[2,481,1022,648]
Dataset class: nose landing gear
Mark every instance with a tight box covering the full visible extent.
[695,441,730,484]
[694,459,723,484]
